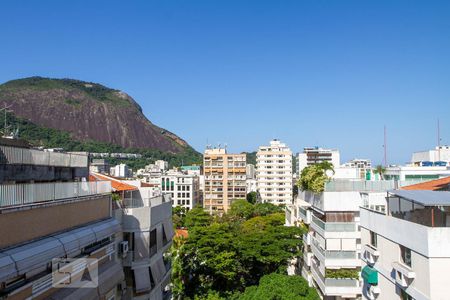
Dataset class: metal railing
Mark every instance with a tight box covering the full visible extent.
[324,179,428,192]
[312,215,356,232]
[0,145,88,167]
[311,237,356,260]
[0,181,111,208]
[123,194,171,209]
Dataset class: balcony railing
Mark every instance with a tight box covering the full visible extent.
[0,145,88,167]
[312,215,356,232]
[324,179,425,192]
[311,237,357,260]
[0,181,111,208]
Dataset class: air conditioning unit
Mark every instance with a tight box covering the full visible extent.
[119,241,129,257]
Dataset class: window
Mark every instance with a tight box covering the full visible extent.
[401,289,414,300]
[370,231,377,248]
[400,245,412,267]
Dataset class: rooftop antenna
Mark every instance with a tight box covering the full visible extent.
[383,125,387,167]
[438,119,441,161]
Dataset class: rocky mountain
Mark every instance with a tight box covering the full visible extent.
[0,77,192,154]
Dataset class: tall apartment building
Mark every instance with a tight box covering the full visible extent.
[287,180,413,300]
[161,170,201,210]
[360,188,450,300]
[298,147,340,174]
[203,148,246,214]
[90,172,174,299]
[0,138,124,299]
[256,139,293,205]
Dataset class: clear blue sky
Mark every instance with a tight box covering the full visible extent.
[1,1,449,164]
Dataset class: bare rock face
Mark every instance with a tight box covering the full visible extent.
[0,77,190,153]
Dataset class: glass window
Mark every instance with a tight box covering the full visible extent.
[370,231,377,248]
[400,245,412,267]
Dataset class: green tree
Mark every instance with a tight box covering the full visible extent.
[238,273,320,300]
[176,210,305,298]
[228,199,255,220]
[246,191,257,204]
[184,206,212,228]
[253,202,284,216]
[172,206,187,228]
[298,161,334,193]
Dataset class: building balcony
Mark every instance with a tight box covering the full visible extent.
[0,181,111,209]
[311,215,358,238]
[311,260,361,298]
[299,207,311,224]
[366,284,381,300]
[303,233,311,246]
[303,251,313,267]
[392,262,416,287]
[311,237,360,268]
[363,244,380,264]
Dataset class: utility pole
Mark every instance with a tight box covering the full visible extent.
[383,125,387,167]
[438,119,441,161]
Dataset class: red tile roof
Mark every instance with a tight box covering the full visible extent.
[175,229,188,239]
[401,176,450,191]
[89,172,138,192]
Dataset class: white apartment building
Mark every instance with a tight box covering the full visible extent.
[161,170,200,210]
[289,180,412,300]
[246,178,257,193]
[412,145,450,166]
[256,139,293,205]
[246,164,256,179]
[111,163,133,178]
[384,165,450,182]
[298,147,340,174]
[360,189,450,300]
[155,160,169,172]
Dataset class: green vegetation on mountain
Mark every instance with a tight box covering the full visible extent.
[171,201,311,299]
[243,151,257,165]
[0,77,133,108]
[0,76,195,152]
[0,112,201,169]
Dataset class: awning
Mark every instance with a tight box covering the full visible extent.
[362,265,378,285]
[134,267,151,293]
[91,219,121,241]
[4,237,65,278]
[150,261,162,283]
[97,261,124,295]
[162,219,174,241]
[134,231,150,260]
[52,231,81,257]
[0,253,17,282]
[71,227,97,249]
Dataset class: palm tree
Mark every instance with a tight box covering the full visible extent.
[373,164,386,180]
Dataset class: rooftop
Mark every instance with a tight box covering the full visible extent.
[401,176,450,191]
[90,172,137,192]
[389,190,450,206]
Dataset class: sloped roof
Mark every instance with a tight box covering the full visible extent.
[89,172,137,192]
[389,190,450,206]
[401,176,450,191]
